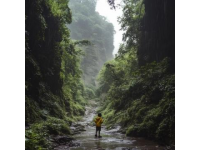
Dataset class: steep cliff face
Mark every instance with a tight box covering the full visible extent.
[139,0,175,72]
[68,0,114,87]
[25,0,87,126]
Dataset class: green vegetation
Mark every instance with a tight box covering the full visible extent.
[25,0,175,148]
[26,0,94,149]
[68,0,115,86]
[97,0,175,146]
[25,117,71,150]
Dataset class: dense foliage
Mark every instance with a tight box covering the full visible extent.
[25,0,97,149]
[97,0,175,146]
[25,0,175,148]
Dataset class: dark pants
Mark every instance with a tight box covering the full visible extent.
[96,126,101,131]
[95,126,101,136]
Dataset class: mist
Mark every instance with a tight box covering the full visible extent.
[96,0,124,56]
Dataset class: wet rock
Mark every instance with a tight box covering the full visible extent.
[118,128,127,134]
[122,148,131,150]
[70,126,76,130]
[69,141,80,147]
[54,145,69,150]
[73,123,85,128]
[52,142,59,148]
[165,145,175,150]
[53,135,74,144]
[70,123,86,135]
[72,131,81,135]
[52,136,78,150]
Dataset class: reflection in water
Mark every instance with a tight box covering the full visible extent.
[95,140,101,149]
[69,104,163,150]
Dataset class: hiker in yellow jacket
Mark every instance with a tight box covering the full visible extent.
[94,113,103,138]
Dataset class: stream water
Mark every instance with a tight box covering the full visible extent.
[68,101,164,150]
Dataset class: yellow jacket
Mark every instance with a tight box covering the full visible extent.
[94,117,103,127]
